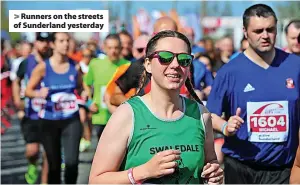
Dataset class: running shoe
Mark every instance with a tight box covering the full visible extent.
[25,164,38,184]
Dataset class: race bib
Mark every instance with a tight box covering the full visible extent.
[31,98,46,112]
[51,92,78,114]
[100,86,107,109]
[247,101,289,142]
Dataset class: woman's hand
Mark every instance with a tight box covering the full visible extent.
[89,102,98,113]
[81,90,89,101]
[142,150,181,179]
[36,87,49,99]
[201,163,223,184]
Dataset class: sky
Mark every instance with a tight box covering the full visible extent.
[5,1,285,22]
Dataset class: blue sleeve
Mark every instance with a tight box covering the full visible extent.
[229,52,240,61]
[206,70,231,116]
[204,70,213,86]
[193,61,206,90]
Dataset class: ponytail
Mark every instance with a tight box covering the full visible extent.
[136,68,148,96]
[185,77,203,105]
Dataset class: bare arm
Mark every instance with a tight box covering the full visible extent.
[201,105,218,164]
[89,103,180,183]
[211,109,244,137]
[104,92,117,114]
[211,113,227,134]
[24,62,46,98]
[89,103,148,183]
[200,105,224,184]
[202,86,211,98]
[110,85,127,106]
[75,64,83,94]
[12,78,22,106]
[83,82,92,99]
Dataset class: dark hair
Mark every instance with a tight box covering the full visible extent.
[49,32,57,43]
[243,4,277,30]
[285,19,300,35]
[105,33,121,46]
[194,52,213,64]
[1,39,5,52]
[145,31,191,58]
[49,32,70,43]
[118,30,133,41]
[137,30,203,105]
[240,36,248,51]
[198,38,206,43]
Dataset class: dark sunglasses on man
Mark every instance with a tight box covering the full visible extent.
[136,48,145,53]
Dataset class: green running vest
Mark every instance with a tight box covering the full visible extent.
[121,96,206,184]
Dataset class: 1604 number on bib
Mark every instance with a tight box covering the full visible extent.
[250,115,286,132]
[247,101,289,142]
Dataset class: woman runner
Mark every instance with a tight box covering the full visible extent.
[25,32,83,184]
[89,30,223,184]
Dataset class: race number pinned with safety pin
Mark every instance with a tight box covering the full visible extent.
[247,101,289,142]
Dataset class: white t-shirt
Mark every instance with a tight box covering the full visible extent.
[79,61,89,74]
[10,57,24,81]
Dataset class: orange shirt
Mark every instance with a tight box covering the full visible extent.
[106,63,136,98]
[68,51,83,63]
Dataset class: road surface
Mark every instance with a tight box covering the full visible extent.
[1,117,97,184]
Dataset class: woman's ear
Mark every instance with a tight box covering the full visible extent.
[144,58,152,74]
[49,41,55,50]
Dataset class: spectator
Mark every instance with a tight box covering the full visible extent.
[68,38,83,62]
[119,30,135,62]
[229,36,249,60]
[10,42,33,81]
[219,35,235,63]
[183,27,205,55]
[284,19,300,56]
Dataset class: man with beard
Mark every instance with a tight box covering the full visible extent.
[12,32,50,184]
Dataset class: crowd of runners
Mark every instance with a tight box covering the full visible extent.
[1,3,300,184]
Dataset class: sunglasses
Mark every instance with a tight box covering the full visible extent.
[148,51,193,67]
[136,48,145,53]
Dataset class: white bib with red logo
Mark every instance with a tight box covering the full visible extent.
[51,92,78,116]
[247,101,289,142]
[31,98,46,112]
